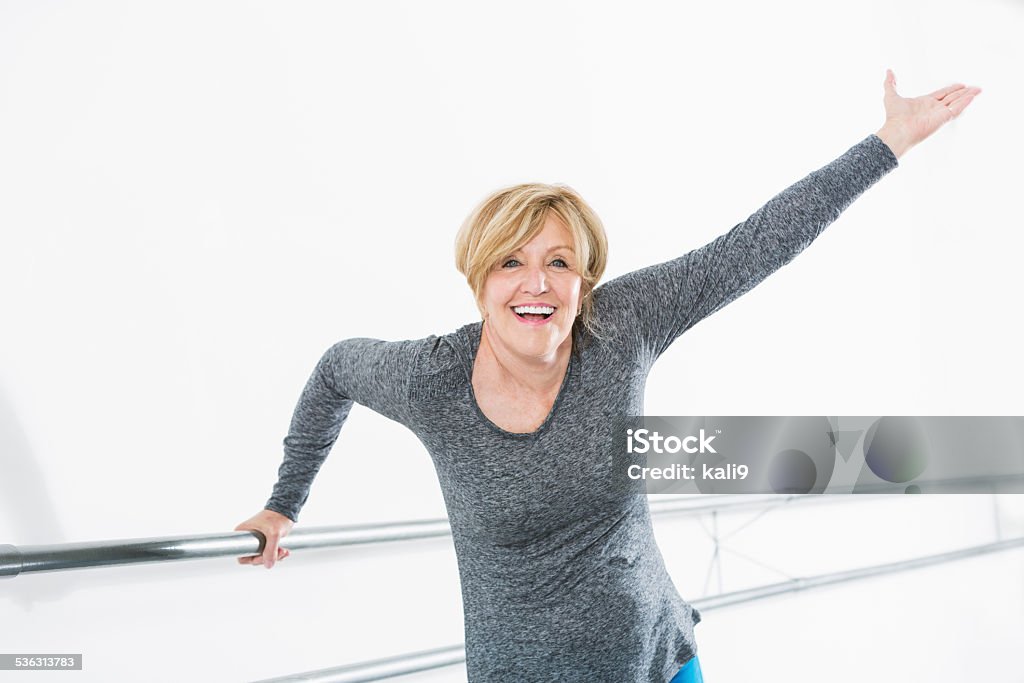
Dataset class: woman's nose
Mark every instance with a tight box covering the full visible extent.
[520,264,549,293]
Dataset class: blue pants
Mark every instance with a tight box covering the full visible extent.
[669,656,704,683]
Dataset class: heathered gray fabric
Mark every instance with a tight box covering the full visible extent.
[266,134,899,682]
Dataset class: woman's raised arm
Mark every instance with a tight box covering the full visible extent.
[590,70,979,366]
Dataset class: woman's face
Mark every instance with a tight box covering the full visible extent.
[480,215,582,360]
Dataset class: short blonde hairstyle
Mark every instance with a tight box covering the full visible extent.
[454,182,610,343]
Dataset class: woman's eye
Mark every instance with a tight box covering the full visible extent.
[500,257,570,268]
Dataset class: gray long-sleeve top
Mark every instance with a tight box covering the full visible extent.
[265,134,899,682]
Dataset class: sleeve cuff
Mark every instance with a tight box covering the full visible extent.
[264,501,299,523]
[866,133,900,171]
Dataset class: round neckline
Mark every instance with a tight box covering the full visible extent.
[462,320,577,439]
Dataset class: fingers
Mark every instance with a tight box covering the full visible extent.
[237,547,291,566]
[261,525,292,569]
[234,511,294,569]
[930,83,968,100]
[265,533,279,569]
[943,87,982,118]
[940,85,981,106]
[890,71,980,110]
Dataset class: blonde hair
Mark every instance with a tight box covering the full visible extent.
[454,182,610,344]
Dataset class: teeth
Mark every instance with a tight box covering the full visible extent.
[513,305,555,315]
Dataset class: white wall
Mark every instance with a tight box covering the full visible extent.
[1,1,1021,681]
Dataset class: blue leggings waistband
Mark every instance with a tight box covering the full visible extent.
[669,655,703,683]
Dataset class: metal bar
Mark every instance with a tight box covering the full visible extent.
[252,645,466,683]
[0,519,452,578]
[0,494,828,578]
[3,478,1017,578]
[250,536,1024,683]
[691,536,1024,610]
[649,492,822,514]
[820,472,1024,494]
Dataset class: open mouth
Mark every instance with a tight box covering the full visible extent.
[512,307,555,321]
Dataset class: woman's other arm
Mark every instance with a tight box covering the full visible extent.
[235,336,423,568]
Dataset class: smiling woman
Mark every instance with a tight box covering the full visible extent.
[452,185,616,434]
[250,136,892,680]
[234,70,981,682]
[454,182,610,343]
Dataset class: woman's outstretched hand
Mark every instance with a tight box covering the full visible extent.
[235,509,294,569]
[874,68,981,160]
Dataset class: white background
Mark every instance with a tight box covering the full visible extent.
[1,1,1022,681]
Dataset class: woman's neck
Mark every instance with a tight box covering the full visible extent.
[476,321,572,397]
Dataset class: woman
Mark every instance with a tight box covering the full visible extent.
[235,70,980,682]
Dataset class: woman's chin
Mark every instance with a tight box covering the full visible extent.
[508,326,571,353]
